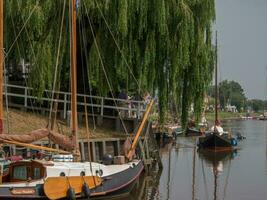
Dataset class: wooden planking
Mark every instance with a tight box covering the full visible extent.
[44,176,102,200]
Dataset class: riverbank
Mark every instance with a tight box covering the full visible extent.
[3,108,126,139]
[205,111,259,122]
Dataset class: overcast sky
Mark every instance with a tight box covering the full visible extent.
[214,0,267,100]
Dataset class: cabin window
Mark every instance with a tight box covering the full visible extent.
[60,172,66,177]
[80,171,85,176]
[13,166,27,180]
[33,167,41,179]
[95,169,103,176]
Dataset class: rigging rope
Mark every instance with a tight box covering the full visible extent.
[13,0,52,119]
[94,0,142,94]
[3,49,9,134]
[4,2,38,60]
[83,2,129,135]
[79,13,96,131]
[79,20,97,187]
[48,0,66,130]
[7,1,38,130]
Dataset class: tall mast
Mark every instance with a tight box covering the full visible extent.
[70,0,78,151]
[0,0,4,134]
[215,31,218,123]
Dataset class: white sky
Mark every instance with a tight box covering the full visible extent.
[214,0,267,100]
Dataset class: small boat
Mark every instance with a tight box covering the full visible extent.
[198,132,237,152]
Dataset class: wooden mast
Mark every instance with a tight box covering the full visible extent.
[70,0,79,156]
[127,99,154,160]
[0,0,4,134]
[215,31,218,124]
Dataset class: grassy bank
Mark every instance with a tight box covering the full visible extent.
[3,109,125,139]
[205,112,245,122]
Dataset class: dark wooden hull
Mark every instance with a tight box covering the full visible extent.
[198,133,234,152]
[0,161,144,199]
[90,160,144,199]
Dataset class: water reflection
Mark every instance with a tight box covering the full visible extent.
[118,120,266,200]
[198,150,237,200]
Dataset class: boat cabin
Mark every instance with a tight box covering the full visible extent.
[2,160,53,183]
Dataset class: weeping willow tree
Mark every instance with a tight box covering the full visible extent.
[4,0,215,127]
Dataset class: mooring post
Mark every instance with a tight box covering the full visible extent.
[100,97,104,116]
[116,139,121,155]
[80,141,85,161]
[102,141,106,155]
[91,141,96,162]
[24,87,27,110]
[137,102,141,119]
[63,93,67,119]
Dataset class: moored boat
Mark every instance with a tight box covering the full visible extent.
[197,32,238,152]
[197,132,237,152]
[0,159,143,199]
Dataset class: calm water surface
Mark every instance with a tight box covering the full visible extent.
[120,120,267,200]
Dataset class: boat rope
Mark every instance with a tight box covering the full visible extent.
[11,0,55,122]
[94,0,142,94]
[3,49,10,134]
[4,2,38,61]
[83,2,129,135]
[48,0,67,131]
[78,19,97,187]
[79,13,96,132]
[8,2,39,128]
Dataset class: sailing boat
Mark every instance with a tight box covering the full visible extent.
[0,1,150,199]
[198,32,237,152]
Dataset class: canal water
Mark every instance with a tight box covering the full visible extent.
[119,120,267,200]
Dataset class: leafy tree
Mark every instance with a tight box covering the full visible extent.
[4,0,216,126]
[208,80,246,111]
[247,99,267,112]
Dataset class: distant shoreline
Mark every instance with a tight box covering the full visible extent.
[205,112,259,122]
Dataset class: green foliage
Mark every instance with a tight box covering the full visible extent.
[247,99,267,112]
[208,80,247,111]
[5,0,216,126]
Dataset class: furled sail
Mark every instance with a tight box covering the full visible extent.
[0,129,75,150]
[0,129,49,143]
[49,131,75,150]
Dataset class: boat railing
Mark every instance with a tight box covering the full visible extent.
[3,84,147,119]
